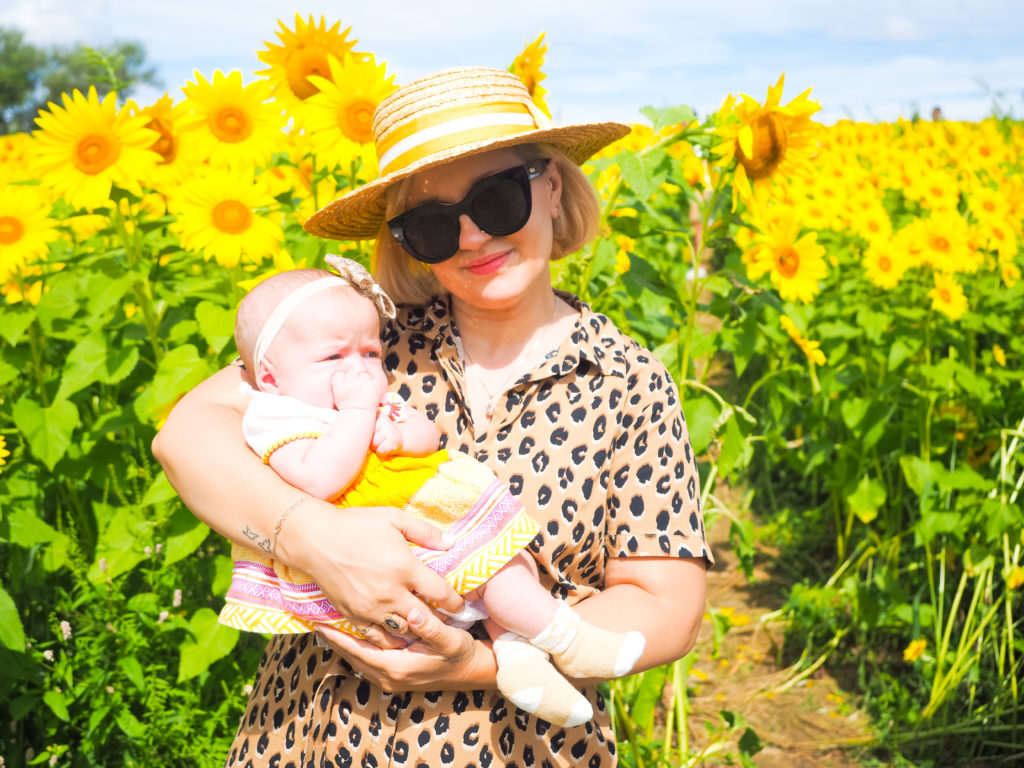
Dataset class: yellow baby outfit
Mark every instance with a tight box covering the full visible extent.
[218,388,540,635]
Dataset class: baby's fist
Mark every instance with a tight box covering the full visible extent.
[331,370,383,412]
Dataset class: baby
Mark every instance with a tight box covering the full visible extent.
[219,256,645,727]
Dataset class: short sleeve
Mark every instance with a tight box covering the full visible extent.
[241,391,336,463]
[605,371,713,566]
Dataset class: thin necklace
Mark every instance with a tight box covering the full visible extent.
[462,302,558,419]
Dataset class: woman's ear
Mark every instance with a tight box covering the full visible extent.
[545,160,563,216]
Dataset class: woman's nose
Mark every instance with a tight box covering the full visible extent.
[458,213,491,251]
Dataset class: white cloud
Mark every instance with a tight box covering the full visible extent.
[881,15,927,41]
[3,0,1021,125]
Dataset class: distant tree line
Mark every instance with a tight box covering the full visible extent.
[0,26,160,134]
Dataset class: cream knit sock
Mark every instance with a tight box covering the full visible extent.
[530,601,646,678]
[492,632,593,727]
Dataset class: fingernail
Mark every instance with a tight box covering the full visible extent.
[408,607,425,627]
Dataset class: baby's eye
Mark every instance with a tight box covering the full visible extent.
[327,354,341,361]
[365,350,380,358]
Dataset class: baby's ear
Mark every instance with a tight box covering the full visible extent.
[256,362,279,394]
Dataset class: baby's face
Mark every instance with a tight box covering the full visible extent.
[261,287,387,409]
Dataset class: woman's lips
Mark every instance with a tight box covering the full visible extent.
[465,251,510,275]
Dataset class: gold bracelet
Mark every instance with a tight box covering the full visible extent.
[272,495,315,557]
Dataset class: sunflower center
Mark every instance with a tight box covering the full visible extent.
[982,200,995,212]
[774,246,800,278]
[210,107,253,143]
[339,98,375,144]
[878,256,892,272]
[211,200,252,234]
[147,116,178,164]
[737,112,789,180]
[286,46,330,100]
[73,133,120,175]
[0,215,24,245]
[939,288,952,303]
[930,236,951,253]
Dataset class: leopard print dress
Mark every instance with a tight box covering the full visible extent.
[224,292,713,768]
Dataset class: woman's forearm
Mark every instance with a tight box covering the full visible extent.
[151,365,316,563]
[572,556,706,675]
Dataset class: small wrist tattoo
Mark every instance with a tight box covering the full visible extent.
[243,525,273,554]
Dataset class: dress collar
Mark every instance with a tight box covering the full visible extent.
[426,291,627,382]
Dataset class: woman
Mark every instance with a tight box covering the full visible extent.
[154,66,712,767]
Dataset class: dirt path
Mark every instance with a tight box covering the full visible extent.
[685,510,876,766]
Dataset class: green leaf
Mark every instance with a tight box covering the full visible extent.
[43,689,70,722]
[6,508,61,547]
[161,505,211,566]
[12,397,79,470]
[888,338,919,370]
[638,104,696,132]
[9,693,39,721]
[133,344,216,425]
[0,358,20,387]
[195,300,236,354]
[717,411,753,477]
[738,726,764,757]
[56,333,139,400]
[141,472,179,507]
[628,667,666,735]
[178,608,239,681]
[119,657,145,691]
[116,708,146,739]
[212,554,235,597]
[88,503,155,582]
[0,586,27,652]
[847,476,887,524]
[616,149,668,200]
[900,456,941,497]
[0,310,35,345]
[683,393,722,455]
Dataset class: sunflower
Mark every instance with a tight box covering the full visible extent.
[296,53,396,173]
[713,74,821,207]
[257,14,361,111]
[0,185,60,281]
[32,86,160,210]
[169,169,282,267]
[0,133,35,183]
[745,207,828,302]
[780,315,826,366]
[929,272,968,320]
[179,71,284,170]
[862,243,910,289]
[919,215,979,273]
[2,265,43,305]
[130,94,199,186]
[510,33,550,118]
[0,435,10,472]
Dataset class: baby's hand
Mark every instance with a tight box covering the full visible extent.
[372,418,404,456]
[331,370,384,413]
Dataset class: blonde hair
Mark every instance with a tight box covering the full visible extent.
[372,144,600,305]
[234,268,343,372]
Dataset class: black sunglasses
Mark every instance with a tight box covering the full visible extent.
[387,159,550,264]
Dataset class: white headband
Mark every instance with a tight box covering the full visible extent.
[252,277,348,374]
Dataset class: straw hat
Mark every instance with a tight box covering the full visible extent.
[303,66,630,241]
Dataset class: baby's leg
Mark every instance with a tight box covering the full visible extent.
[482,552,646,679]
[485,619,593,727]
[476,552,556,637]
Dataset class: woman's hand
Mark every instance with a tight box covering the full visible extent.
[315,606,497,692]
[280,501,467,651]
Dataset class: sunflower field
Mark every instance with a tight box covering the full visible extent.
[1,14,1022,767]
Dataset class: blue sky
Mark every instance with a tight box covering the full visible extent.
[3,0,1022,126]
